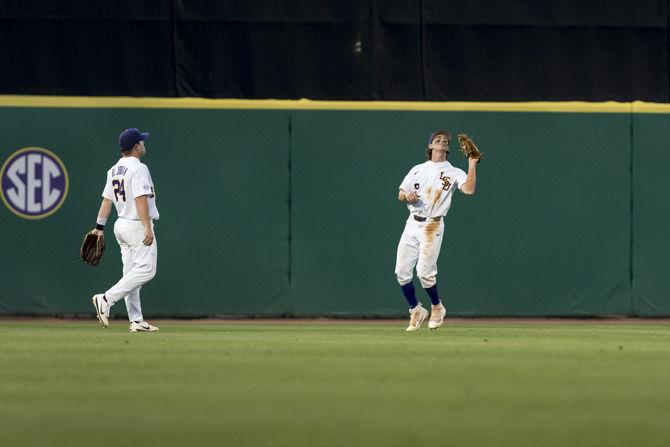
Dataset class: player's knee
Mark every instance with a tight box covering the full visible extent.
[419,276,436,288]
[395,269,413,286]
[397,276,413,286]
[417,270,436,288]
[145,267,157,281]
[135,263,157,281]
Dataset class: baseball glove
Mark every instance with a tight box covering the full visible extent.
[457,133,483,162]
[80,231,105,266]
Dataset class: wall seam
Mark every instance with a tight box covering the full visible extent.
[287,110,294,316]
[629,103,635,315]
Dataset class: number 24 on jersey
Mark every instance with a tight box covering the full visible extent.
[112,179,126,202]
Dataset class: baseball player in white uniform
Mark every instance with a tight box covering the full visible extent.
[90,128,160,332]
[395,130,478,331]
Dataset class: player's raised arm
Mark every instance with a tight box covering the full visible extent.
[460,157,478,195]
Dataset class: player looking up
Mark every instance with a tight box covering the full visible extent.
[394,129,479,331]
[90,128,160,332]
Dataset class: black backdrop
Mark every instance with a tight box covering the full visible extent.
[1,0,668,101]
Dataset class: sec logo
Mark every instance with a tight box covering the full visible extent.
[1,147,69,219]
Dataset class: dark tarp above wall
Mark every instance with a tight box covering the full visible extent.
[1,0,668,101]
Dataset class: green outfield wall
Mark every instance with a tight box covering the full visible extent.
[0,97,668,317]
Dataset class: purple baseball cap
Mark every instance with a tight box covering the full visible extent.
[428,129,452,144]
[119,128,150,151]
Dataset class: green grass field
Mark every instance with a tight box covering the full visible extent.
[1,320,669,447]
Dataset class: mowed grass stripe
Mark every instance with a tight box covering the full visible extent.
[0,322,669,447]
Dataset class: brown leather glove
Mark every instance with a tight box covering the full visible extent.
[457,133,483,163]
[80,231,105,266]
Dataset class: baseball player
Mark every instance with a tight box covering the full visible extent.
[90,128,160,332]
[395,130,478,331]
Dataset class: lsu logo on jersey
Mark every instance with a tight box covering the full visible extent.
[439,172,451,191]
[0,147,69,219]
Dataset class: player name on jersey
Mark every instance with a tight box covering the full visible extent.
[111,165,128,176]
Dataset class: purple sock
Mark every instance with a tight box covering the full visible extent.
[424,285,440,306]
[400,282,419,309]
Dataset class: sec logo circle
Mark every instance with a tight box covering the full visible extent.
[1,147,69,219]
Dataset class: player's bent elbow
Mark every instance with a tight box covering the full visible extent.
[461,186,475,195]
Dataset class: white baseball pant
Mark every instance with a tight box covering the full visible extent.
[105,218,157,322]
[395,216,444,288]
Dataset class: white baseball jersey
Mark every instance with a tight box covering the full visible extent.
[399,160,467,218]
[102,157,159,220]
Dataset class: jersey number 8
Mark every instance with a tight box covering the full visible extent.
[112,179,126,202]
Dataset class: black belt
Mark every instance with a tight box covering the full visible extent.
[413,215,442,222]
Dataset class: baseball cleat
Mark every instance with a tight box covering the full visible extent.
[91,294,109,328]
[428,303,447,329]
[129,321,159,332]
[405,304,429,331]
